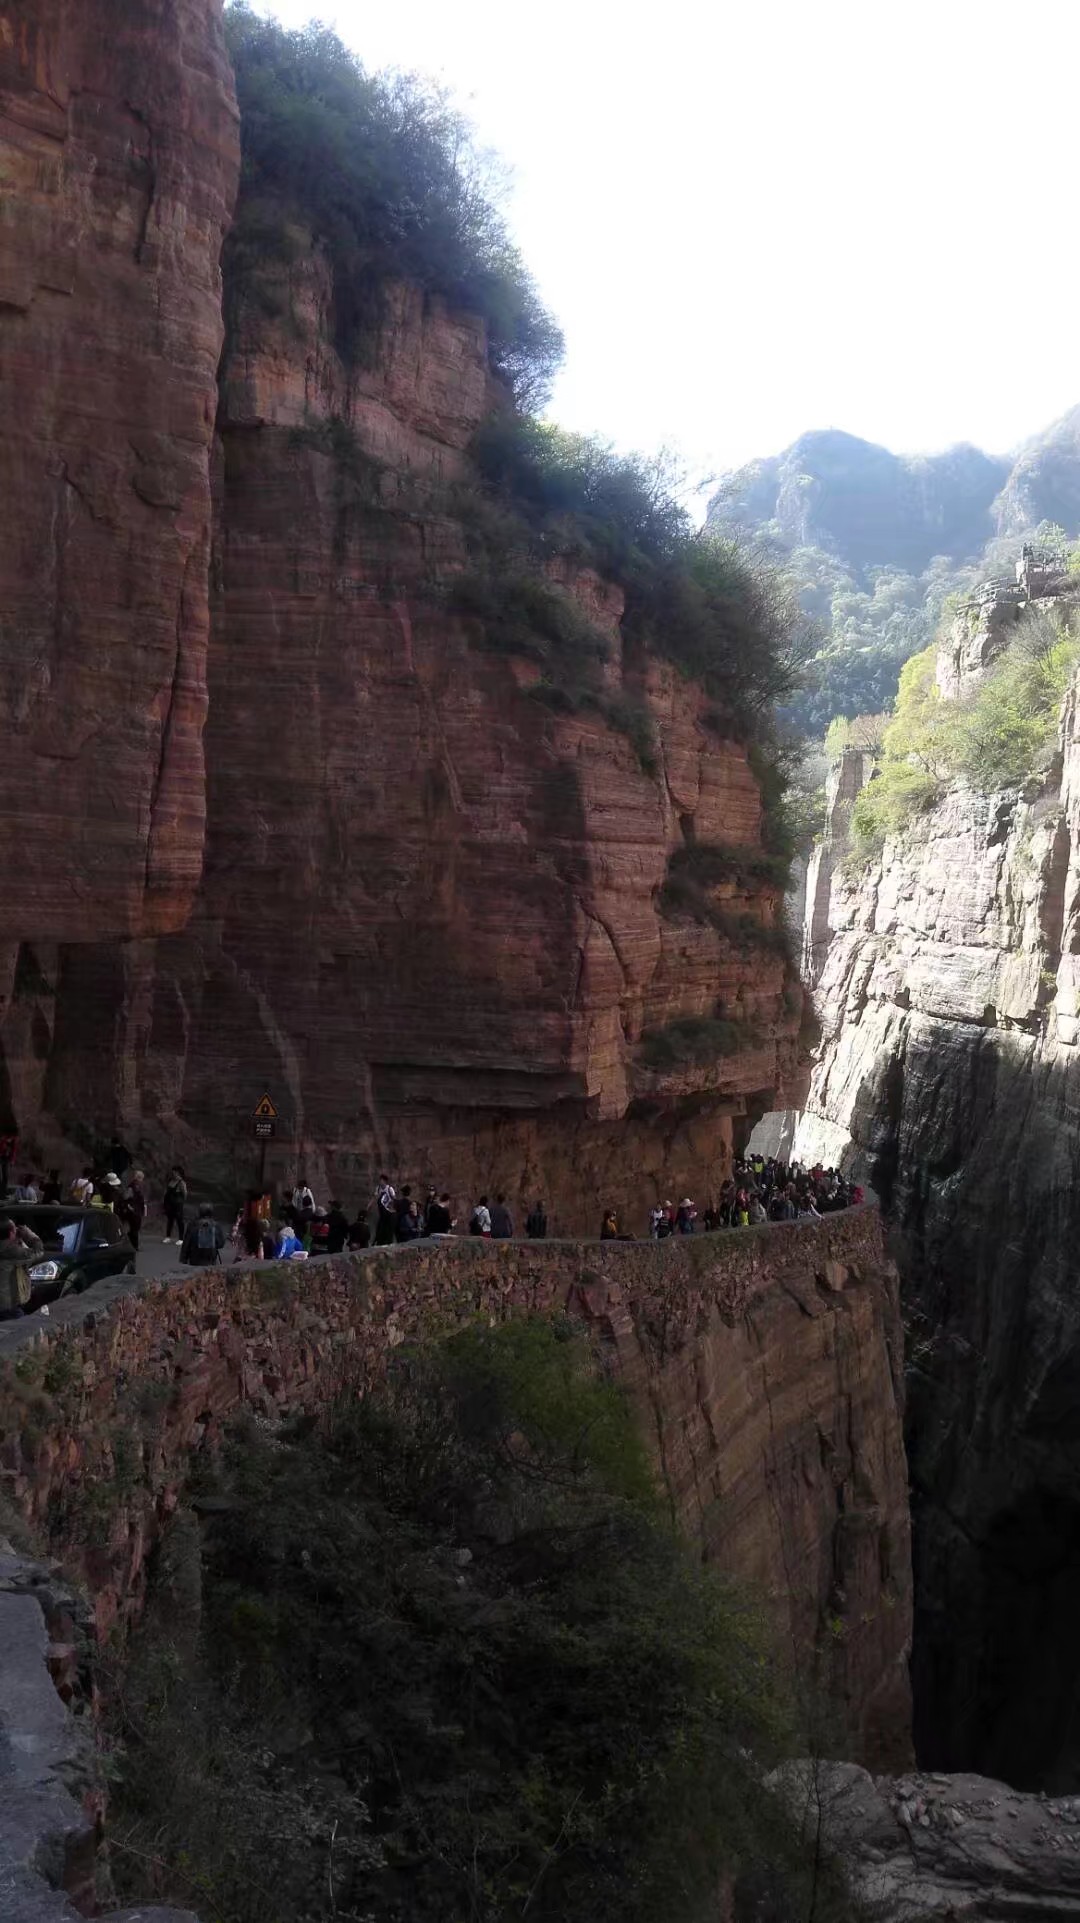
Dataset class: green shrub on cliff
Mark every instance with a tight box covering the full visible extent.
[109,1319,857,1923]
[469,418,818,732]
[224,6,563,404]
[849,609,1080,861]
[639,1013,760,1067]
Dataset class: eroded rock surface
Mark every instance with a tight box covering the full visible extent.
[0,0,239,944]
[776,1761,1080,1921]
[2,211,805,1225]
[785,625,1080,1787]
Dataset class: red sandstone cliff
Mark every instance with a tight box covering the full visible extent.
[0,0,238,940]
[112,243,804,1223]
[0,11,802,1228]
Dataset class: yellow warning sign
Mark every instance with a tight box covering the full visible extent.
[253,1093,278,1120]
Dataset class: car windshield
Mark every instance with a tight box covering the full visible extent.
[8,1209,83,1255]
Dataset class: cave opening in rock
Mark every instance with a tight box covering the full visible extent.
[966,1491,1080,1792]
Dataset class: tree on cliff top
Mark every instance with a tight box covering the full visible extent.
[469,415,819,737]
[224,5,563,406]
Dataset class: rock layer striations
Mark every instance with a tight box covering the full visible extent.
[0,91,805,1223]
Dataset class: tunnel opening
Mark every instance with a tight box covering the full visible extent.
[966,1491,1080,1792]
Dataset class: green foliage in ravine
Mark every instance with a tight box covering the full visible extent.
[107,1319,859,1923]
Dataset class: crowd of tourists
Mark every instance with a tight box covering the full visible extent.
[0,1145,864,1272]
[647,1156,863,1237]
[3,1135,150,1246]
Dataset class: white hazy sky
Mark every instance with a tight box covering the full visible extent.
[251,0,1080,480]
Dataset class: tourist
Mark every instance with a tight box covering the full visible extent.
[292,1176,315,1216]
[0,1217,34,1316]
[525,1199,548,1239]
[395,1185,422,1241]
[41,1168,62,1205]
[100,1172,123,1209]
[309,1207,331,1256]
[163,1166,187,1243]
[14,1172,39,1203]
[179,1202,225,1267]
[347,1210,372,1250]
[273,1214,305,1260]
[106,1135,131,1178]
[325,1199,350,1254]
[426,1192,453,1234]
[375,1174,396,1246]
[490,1194,514,1238]
[675,1197,697,1235]
[470,1196,492,1237]
[422,1185,440,1233]
[71,1168,94,1205]
[749,1194,768,1225]
[600,1208,620,1240]
[240,1212,269,1261]
[124,1171,147,1250]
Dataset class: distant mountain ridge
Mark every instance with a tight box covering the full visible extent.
[707,407,1080,734]
[710,428,1010,575]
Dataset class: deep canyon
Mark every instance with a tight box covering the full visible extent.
[4,0,1080,1919]
[773,579,1080,1797]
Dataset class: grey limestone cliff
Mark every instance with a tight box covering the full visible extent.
[783,588,1080,1790]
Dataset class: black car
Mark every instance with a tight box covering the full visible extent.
[3,1206,136,1308]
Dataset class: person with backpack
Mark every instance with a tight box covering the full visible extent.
[470,1197,492,1237]
[179,1202,225,1267]
[374,1175,396,1246]
[163,1167,187,1243]
[525,1199,547,1239]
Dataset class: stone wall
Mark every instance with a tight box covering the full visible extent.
[0,1211,910,1775]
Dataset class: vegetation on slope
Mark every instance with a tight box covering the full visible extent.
[454,417,818,752]
[711,436,1080,737]
[224,5,563,404]
[108,1320,858,1923]
[222,10,812,844]
[849,603,1079,861]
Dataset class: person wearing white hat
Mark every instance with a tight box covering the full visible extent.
[675,1197,697,1235]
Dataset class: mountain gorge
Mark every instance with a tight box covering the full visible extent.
[778,577,1080,1794]
[8,2,1080,1920]
[709,413,1080,733]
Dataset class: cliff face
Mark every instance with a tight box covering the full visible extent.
[0,0,238,942]
[788,633,1080,1789]
[3,199,804,1224]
